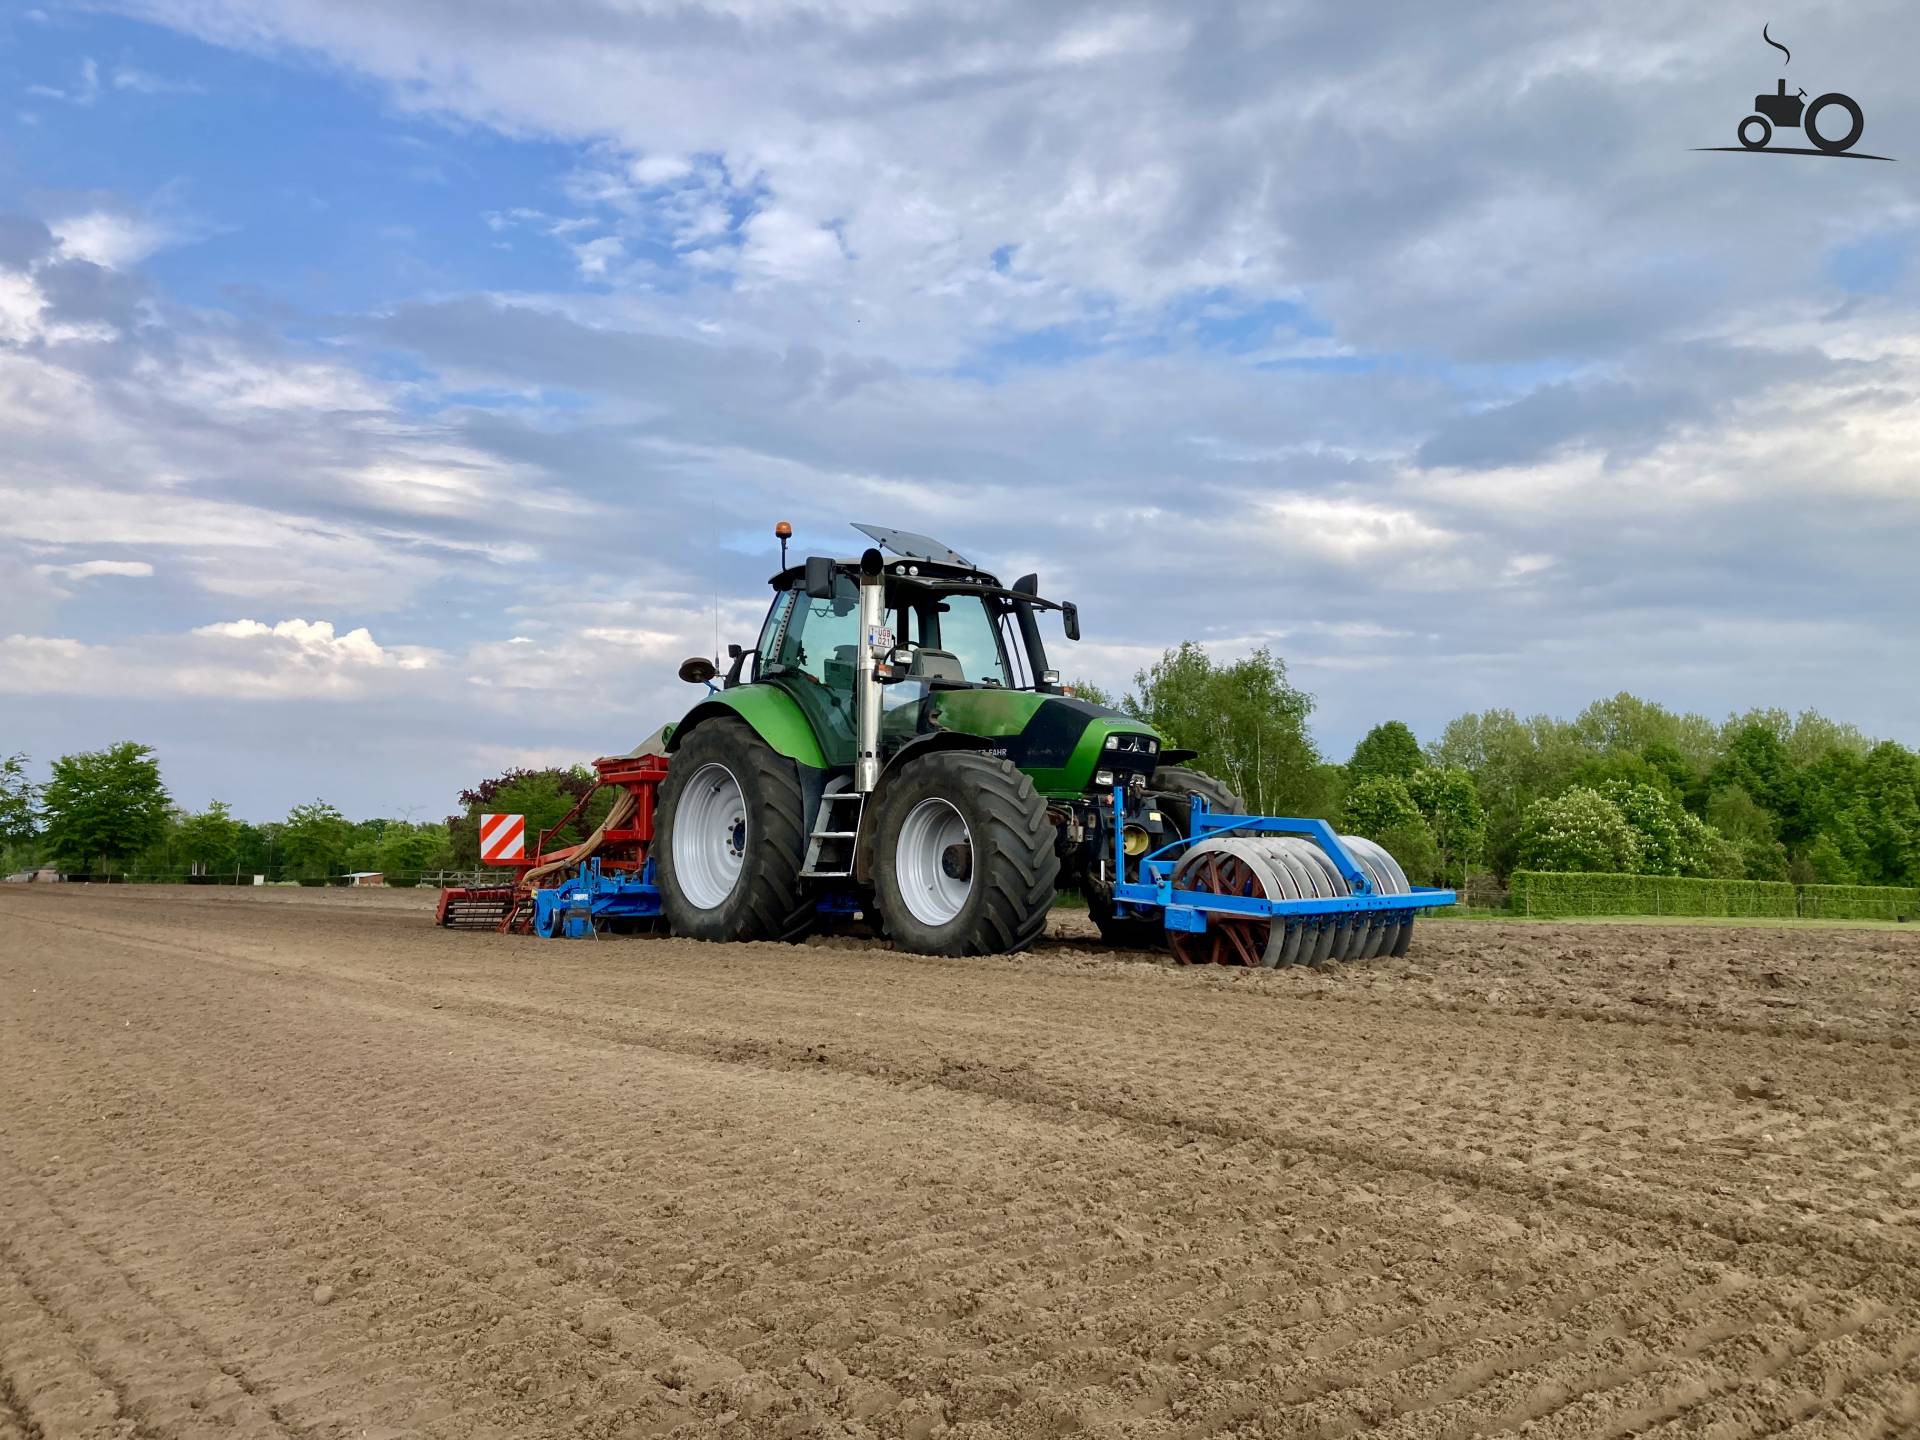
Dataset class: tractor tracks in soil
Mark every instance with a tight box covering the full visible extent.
[2,886,1919,1439]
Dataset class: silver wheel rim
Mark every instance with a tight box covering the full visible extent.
[674,763,746,910]
[897,798,972,927]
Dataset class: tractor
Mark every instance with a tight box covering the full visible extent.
[441,522,1449,961]
[646,523,1447,961]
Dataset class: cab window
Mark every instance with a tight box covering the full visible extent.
[931,595,1011,687]
[778,574,861,689]
[756,592,795,671]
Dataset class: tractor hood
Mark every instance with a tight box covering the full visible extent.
[916,688,1178,797]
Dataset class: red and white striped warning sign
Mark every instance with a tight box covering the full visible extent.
[479,813,526,865]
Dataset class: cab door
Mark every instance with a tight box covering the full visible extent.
[761,575,860,769]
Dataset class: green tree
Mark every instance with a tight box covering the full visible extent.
[1805,832,1859,885]
[375,823,452,887]
[1711,721,1805,845]
[1639,741,1707,815]
[1340,774,1437,882]
[1600,780,1717,877]
[1123,643,1326,816]
[1514,787,1642,874]
[1706,783,1773,847]
[281,800,351,884]
[1406,765,1486,884]
[176,801,243,877]
[1705,784,1788,881]
[40,743,171,874]
[1427,709,1588,875]
[451,766,610,868]
[238,822,280,879]
[1571,693,1719,770]
[1347,722,1424,784]
[1343,775,1420,834]
[1848,742,1920,885]
[1569,749,1672,798]
[342,817,390,874]
[0,753,37,849]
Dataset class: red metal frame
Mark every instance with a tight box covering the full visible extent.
[435,753,671,931]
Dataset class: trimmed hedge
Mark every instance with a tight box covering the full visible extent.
[1508,871,1919,920]
[1796,884,1920,921]
[1510,871,1796,918]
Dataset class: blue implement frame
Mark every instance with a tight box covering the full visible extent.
[1105,787,1454,936]
[529,859,864,938]
[531,858,664,938]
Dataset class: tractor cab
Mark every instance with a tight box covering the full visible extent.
[742,526,1084,771]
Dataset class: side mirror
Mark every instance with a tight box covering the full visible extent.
[803,555,835,599]
[1012,572,1039,597]
[677,656,718,686]
[1061,602,1081,642]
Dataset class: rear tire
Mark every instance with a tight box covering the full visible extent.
[1805,93,1863,153]
[657,717,814,943]
[872,752,1060,956]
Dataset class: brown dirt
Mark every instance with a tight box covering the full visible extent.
[3,887,1918,1439]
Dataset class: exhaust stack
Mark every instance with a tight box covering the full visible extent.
[855,546,886,792]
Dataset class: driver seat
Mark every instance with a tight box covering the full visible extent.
[909,648,966,683]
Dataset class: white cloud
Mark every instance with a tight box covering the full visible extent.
[52,210,175,268]
[0,618,444,705]
[1258,495,1456,560]
[739,207,846,285]
[0,271,46,344]
[629,154,692,187]
[571,234,624,278]
[32,560,155,580]
[194,616,437,672]
[111,64,206,96]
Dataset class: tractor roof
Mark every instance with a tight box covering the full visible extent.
[769,555,1003,590]
[770,521,1000,591]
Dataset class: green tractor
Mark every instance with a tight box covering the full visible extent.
[657,523,1239,955]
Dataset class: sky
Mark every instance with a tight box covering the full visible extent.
[2,0,1918,822]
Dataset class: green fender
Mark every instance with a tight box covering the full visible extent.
[666,688,828,769]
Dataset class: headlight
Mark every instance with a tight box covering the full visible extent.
[1105,734,1119,749]
[1095,770,1115,788]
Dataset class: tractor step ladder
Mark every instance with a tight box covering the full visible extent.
[802,789,864,878]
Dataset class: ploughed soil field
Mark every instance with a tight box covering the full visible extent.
[3,888,1919,1440]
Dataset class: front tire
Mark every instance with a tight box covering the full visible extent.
[872,752,1060,956]
[657,717,813,943]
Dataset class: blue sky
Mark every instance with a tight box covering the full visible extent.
[2,0,1918,821]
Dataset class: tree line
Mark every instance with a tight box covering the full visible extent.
[1085,643,1920,894]
[7,641,1918,893]
[0,745,612,885]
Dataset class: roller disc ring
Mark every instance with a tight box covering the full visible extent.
[1168,841,1280,967]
